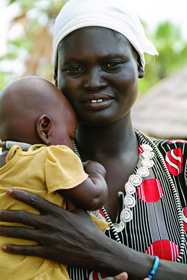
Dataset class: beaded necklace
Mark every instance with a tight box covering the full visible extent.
[74,129,185,262]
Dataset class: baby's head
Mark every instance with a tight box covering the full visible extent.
[0,76,77,150]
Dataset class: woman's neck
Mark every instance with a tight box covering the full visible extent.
[75,115,139,220]
[75,116,138,162]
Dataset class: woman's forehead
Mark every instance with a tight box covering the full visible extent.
[58,27,133,59]
[61,26,129,43]
[53,0,158,69]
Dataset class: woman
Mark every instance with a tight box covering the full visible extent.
[0,0,187,279]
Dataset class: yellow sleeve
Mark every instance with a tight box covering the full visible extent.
[45,145,88,194]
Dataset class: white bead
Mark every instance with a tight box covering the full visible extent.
[142,159,154,168]
[120,208,133,223]
[129,174,142,186]
[113,222,125,232]
[137,167,149,177]
[142,144,153,152]
[125,182,136,195]
[124,195,136,208]
[142,151,154,159]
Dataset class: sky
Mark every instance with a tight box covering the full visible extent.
[0,0,19,56]
[0,0,187,56]
[128,0,187,38]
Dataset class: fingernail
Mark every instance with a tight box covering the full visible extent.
[1,245,7,251]
[116,272,128,280]
[6,189,13,195]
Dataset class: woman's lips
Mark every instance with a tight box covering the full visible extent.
[82,98,113,110]
[81,94,114,110]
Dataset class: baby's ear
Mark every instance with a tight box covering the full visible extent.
[36,115,53,145]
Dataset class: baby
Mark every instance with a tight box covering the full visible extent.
[0,76,108,280]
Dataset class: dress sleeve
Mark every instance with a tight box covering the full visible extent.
[157,139,187,207]
[45,145,88,194]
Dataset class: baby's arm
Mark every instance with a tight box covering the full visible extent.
[58,160,108,211]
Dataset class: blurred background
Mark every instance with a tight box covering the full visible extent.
[0,0,67,90]
[1,0,187,139]
[1,0,187,93]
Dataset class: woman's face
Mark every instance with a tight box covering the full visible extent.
[56,27,142,126]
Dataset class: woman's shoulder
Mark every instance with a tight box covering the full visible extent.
[136,129,187,156]
[150,137,187,182]
[151,137,187,155]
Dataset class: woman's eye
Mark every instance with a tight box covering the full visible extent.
[103,61,122,70]
[107,63,117,67]
[66,66,84,73]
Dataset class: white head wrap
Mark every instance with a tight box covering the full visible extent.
[53,0,158,69]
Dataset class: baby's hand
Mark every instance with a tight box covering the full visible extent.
[83,160,106,178]
[105,272,128,280]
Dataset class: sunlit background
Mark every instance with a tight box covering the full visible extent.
[1,0,187,95]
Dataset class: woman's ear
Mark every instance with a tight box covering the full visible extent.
[54,67,58,87]
[132,47,145,79]
[54,53,58,87]
[36,115,53,145]
[137,57,145,79]
[138,64,145,79]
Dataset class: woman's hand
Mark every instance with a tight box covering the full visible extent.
[0,188,112,272]
[1,189,186,280]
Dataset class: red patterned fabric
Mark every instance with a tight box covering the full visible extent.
[165,148,183,176]
[98,209,105,218]
[137,179,163,202]
[183,206,187,232]
[168,140,187,145]
[68,136,187,280]
[145,240,179,261]
[87,271,107,280]
[138,145,144,155]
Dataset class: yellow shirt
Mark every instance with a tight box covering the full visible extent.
[0,145,107,280]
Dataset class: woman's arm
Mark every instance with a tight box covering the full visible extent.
[0,189,187,280]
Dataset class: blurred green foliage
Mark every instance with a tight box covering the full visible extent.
[0,0,68,90]
[138,21,187,96]
[7,0,67,10]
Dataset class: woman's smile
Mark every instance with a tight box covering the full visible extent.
[57,26,140,125]
[81,94,114,110]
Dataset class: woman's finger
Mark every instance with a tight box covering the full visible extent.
[0,226,41,242]
[0,210,42,227]
[1,243,45,257]
[0,190,106,267]
[0,189,80,229]
[4,189,58,213]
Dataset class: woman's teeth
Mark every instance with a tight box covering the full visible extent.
[90,99,103,103]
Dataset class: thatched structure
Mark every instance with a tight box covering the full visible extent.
[132,64,187,140]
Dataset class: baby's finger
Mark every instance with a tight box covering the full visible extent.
[104,272,128,280]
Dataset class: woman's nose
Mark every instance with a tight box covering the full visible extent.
[83,68,107,91]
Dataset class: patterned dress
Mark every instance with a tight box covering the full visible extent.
[68,131,187,280]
